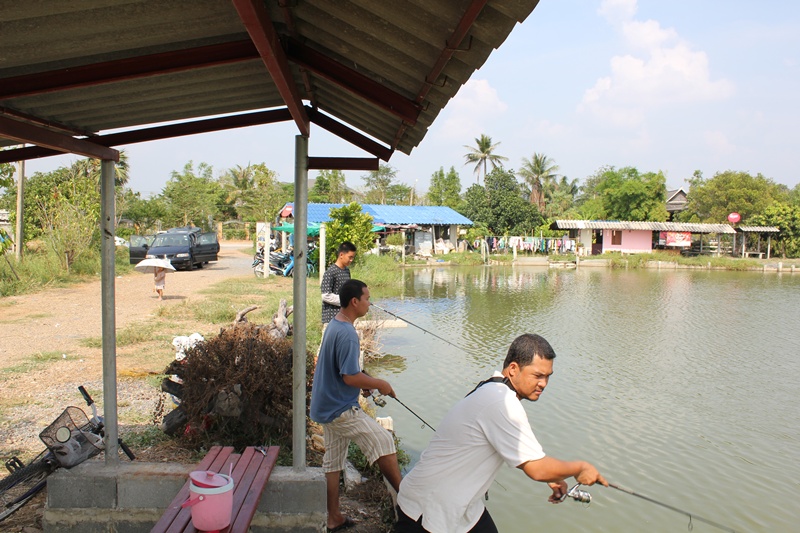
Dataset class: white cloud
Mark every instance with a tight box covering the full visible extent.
[580,0,734,127]
[703,130,736,155]
[437,79,508,140]
[598,0,637,24]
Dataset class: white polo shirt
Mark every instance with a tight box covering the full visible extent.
[397,372,545,533]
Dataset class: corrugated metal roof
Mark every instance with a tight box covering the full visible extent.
[1,0,540,162]
[553,220,737,234]
[737,226,780,233]
[292,203,472,225]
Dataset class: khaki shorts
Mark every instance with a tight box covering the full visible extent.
[321,406,396,473]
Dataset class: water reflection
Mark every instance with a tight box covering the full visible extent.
[372,266,800,532]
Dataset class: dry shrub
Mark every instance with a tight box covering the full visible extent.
[165,322,314,451]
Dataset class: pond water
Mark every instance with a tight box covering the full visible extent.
[369,266,800,532]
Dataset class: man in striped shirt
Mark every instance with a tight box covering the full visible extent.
[321,241,356,326]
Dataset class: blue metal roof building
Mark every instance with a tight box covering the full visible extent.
[282,203,473,226]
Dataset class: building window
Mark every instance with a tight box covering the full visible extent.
[611,230,622,245]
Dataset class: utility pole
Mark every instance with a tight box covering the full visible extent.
[15,158,25,261]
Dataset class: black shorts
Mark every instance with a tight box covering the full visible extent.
[394,506,498,533]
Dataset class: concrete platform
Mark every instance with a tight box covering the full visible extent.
[43,461,326,532]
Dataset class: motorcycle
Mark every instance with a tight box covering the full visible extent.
[252,247,266,278]
[268,246,317,277]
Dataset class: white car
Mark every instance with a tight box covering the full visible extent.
[114,236,129,248]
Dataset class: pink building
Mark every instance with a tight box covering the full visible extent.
[552,220,736,256]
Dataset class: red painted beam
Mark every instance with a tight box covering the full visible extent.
[393,0,488,149]
[0,116,118,161]
[285,38,420,126]
[308,157,379,171]
[0,41,259,100]
[231,0,310,136]
[307,107,393,161]
[0,109,292,164]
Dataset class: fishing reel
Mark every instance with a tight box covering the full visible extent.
[561,483,592,504]
[371,392,387,407]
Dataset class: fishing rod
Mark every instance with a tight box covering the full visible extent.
[558,482,738,533]
[606,483,739,532]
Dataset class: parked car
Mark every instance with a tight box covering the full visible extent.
[129,228,219,270]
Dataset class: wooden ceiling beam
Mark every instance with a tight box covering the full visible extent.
[231,0,310,136]
[0,116,118,161]
[0,109,292,164]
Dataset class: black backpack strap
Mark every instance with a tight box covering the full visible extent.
[466,376,516,397]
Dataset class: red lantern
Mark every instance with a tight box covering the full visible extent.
[728,212,741,224]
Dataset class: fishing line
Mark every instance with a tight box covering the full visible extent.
[607,483,739,533]
[370,303,478,357]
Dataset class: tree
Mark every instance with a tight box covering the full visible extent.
[463,134,508,184]
[518,153,559,211]
[119,191,168,234]
[362,164,397,205]
[459,168,542,234]
[427,166,462,209]
[385,183,412,205]
[680,170,787,223]
[544,176,580,219]
[233,163,285,222]
[749,202,800,258]
[576,166,668,221]
[311,169,351,203]
[324,202,374,264]
[161,161,225,229]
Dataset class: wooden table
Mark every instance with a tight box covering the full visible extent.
[151,445,280,533]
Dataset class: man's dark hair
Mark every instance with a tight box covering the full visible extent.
[502,333,556,368]
[338,241,357,255]
[339,279,367,308]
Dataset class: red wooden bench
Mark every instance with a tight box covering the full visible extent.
[151,445,280,533]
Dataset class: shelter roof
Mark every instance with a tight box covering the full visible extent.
[0,0,540,165]
[289,202,472,225]
[552,220,736,235]
[737,226,780,233]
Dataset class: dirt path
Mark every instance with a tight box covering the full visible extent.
[0,242,260,455]
[0,241,255,367]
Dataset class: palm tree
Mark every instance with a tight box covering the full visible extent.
[518,153,559,212]
[463,134,508,184]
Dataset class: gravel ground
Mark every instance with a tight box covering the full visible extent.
[0,242,255,457]
[0,243,390,532]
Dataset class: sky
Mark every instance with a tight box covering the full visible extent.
[23,0,800,198]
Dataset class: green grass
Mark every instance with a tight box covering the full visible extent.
[0,247,134,297]
[81,321,174,348]
[0,351,64,377]
[121,425,172,448]
[604,251,766,270]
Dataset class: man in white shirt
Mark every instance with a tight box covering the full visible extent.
[395,333,607,533]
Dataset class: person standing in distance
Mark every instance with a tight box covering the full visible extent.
[394,333,607,533]
[321,242,357,327]
[311,279,402,532]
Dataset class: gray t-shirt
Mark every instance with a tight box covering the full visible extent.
[309,318,361,424]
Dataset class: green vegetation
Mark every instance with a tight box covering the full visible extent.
[1,245,133,297]
[603,251,765,270]
[0,351,63,378]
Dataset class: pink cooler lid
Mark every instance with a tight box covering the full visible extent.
[190,470,228,488]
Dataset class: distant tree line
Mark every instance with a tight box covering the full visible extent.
[2,134,800,258]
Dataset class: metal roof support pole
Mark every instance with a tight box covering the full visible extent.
[319,223,326,283]
[767,235,772,259]
[292,134,309,471]
[100,159,119,466]
[14,159,24,260]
